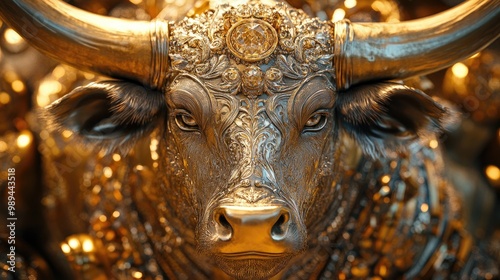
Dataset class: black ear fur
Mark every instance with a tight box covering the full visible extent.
[41,81,166,153]
[335,82,456,157]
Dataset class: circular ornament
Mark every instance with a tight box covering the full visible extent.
[226,19,278,62]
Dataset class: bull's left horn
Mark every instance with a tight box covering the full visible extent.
[0,0,169,90]
[334,0,499,91]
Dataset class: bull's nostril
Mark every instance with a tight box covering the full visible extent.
[215,213,233,241]
[218,214,230,229]
[271,212,289,241]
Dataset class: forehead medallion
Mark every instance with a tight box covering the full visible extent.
[226,19,278,62]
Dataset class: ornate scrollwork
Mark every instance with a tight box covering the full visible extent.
[168,1,335,97]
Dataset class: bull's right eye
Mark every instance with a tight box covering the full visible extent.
[175,111,199,131]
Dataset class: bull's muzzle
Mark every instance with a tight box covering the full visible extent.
[213,205,292,255]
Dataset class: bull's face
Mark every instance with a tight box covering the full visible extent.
[161,66,339,278]
[150,9,347,277]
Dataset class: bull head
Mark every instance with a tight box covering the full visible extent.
[0,0,498,279]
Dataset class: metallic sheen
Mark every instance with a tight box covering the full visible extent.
[0,0,499,279]
[0,0,169,89]
[334,0,500,90]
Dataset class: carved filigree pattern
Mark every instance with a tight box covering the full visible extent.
[224,97,281,193]
[168,2,335,97]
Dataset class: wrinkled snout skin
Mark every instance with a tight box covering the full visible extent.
[157,74,340,279]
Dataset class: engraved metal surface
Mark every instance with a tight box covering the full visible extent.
[0,0,499,279]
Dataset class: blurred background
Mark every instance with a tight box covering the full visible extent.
[0,0,498,278]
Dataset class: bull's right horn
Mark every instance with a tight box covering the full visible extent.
[0,0,169,90]
[334,0,499,91]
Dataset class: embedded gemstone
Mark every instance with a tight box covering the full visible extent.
[227,19,278,62]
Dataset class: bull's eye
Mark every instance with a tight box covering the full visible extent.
[303,112,327,133]
[175,111,199,131]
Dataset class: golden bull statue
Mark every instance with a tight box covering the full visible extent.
[0,0,499,278]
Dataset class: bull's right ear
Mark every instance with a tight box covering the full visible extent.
[41,81,166,153]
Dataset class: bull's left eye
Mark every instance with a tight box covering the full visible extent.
[303,112,327,133]
[175,111,199,131]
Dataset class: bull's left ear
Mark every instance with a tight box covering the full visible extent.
[41,81,166,153]
[335,82,455,157]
